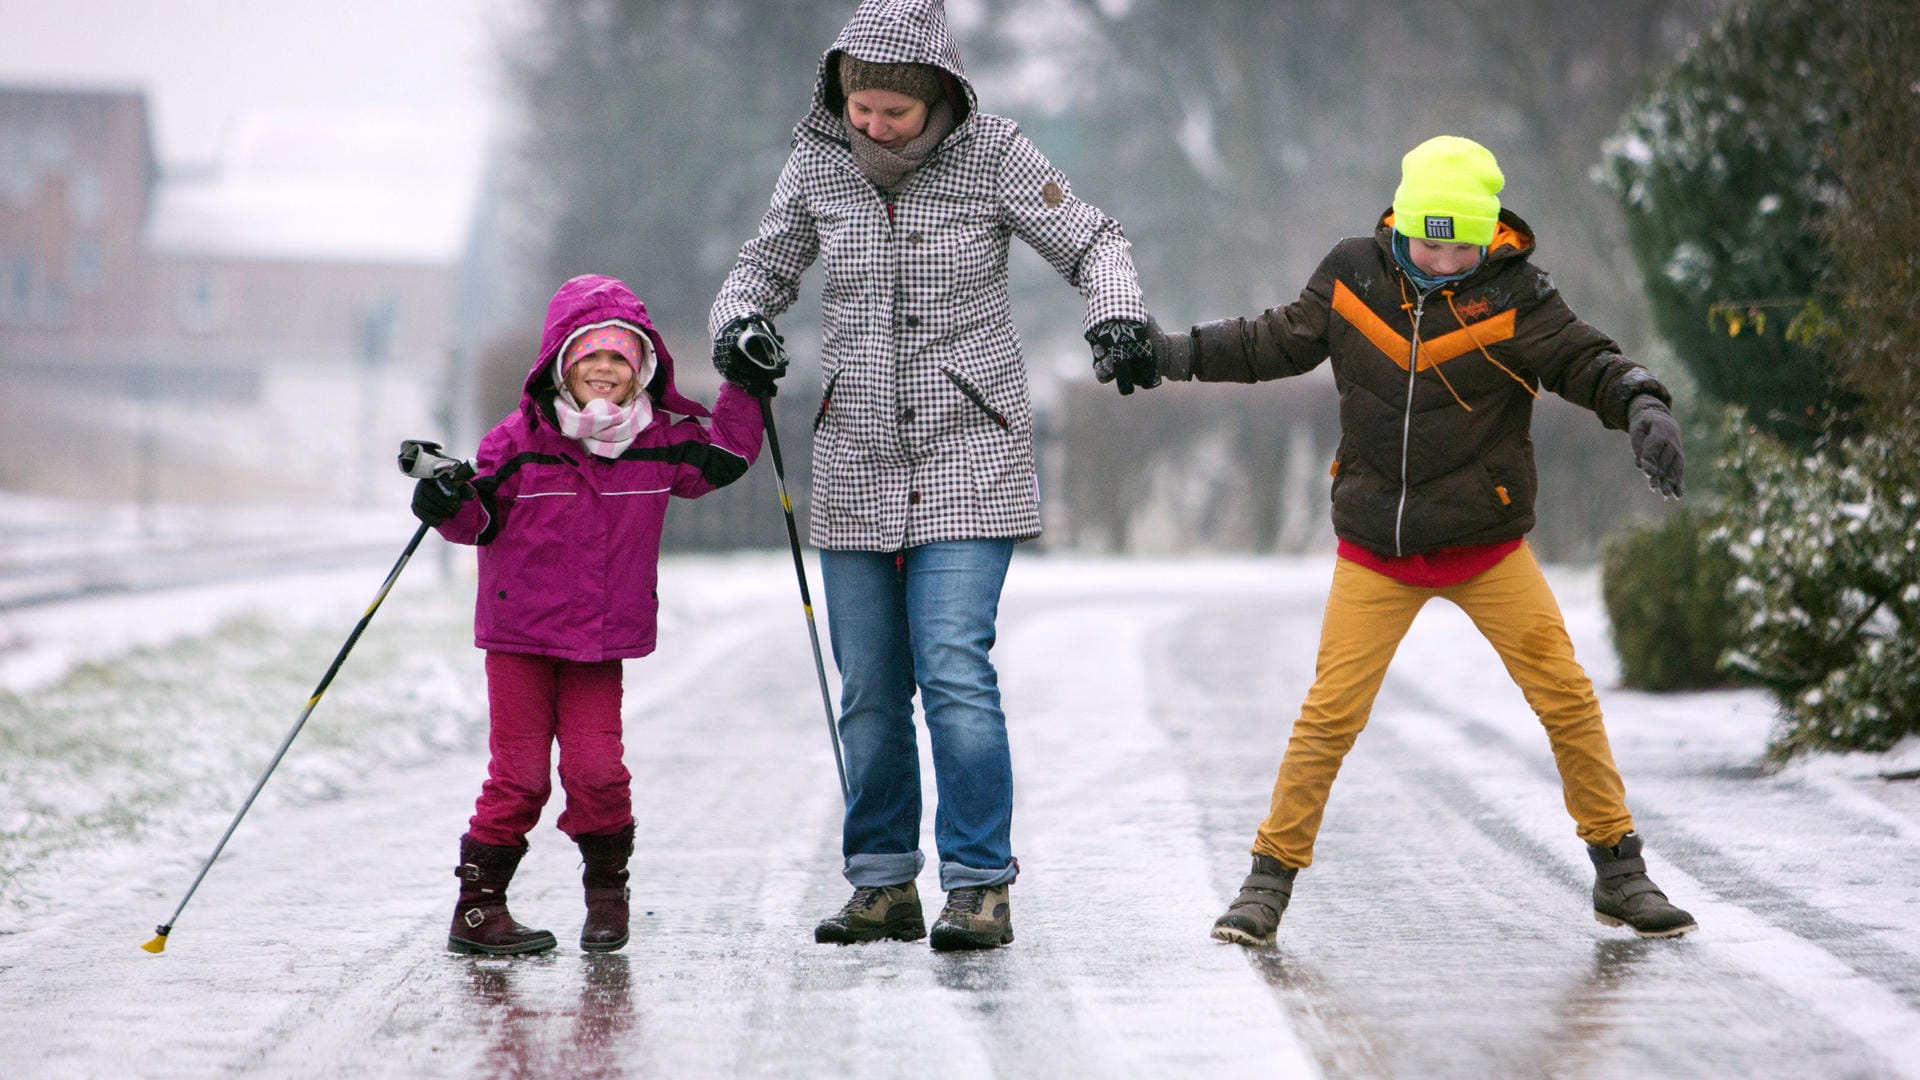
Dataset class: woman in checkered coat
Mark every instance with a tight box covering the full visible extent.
[709,0,1159,951]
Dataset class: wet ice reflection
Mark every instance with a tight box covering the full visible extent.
[460,953,635,1079]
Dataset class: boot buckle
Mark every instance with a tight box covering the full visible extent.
[463,907,486,928]
[458,862,483,882]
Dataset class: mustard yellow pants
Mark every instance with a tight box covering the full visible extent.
[1252,542,1634,867]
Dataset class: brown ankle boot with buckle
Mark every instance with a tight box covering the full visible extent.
[447,836,557,956]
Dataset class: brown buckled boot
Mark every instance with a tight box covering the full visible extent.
[447,836,557,956]
[1588,832,1698,938]
[576,824,634,953]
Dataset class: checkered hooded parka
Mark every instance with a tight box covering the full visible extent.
[710,0,1149,551]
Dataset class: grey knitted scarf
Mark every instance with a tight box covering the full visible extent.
[845,98,954,194]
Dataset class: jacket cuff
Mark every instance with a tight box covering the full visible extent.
[1603,367,1671,429]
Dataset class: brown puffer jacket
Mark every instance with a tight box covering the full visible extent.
[1178,208,1668,557]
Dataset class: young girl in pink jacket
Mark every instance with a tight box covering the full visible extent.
[412,274,763,955]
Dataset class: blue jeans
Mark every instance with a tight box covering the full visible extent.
[820,539,1017,891]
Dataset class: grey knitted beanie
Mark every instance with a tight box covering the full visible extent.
[838,54,943,104]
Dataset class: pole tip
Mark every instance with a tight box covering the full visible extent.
[141,927,170,954]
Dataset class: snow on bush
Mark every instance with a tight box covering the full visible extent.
[1708,413,1920,758]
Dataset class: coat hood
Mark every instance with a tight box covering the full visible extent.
[800,0,976,142]
[525,274,707,429]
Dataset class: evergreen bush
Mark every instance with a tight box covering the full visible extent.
[1597,0,1858,446]
[1600,506,1741,691]
[1708,416,1920,759]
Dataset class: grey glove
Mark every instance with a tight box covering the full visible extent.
[1147,317,1195,382]
[1627,394,1684,499]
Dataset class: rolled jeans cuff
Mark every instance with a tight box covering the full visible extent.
[844,850,925,888]
[940,857,1018,891]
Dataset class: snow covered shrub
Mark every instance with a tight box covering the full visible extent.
[1600,506,1742,691]
[1708,415,1920,757]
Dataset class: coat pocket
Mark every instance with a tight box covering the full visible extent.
[939,366,1010,431]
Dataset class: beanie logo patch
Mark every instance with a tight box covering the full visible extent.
[1424,215,1455,240]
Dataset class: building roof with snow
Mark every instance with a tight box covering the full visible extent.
[145,106,490,265]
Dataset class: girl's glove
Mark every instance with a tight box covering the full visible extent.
[412,477,473,526]
[1627,394,1685,499]
[1086,320,1160,395]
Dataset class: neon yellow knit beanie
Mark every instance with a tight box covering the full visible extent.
[1392,136,1504,247]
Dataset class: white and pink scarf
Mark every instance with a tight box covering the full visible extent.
[553,392,652,459]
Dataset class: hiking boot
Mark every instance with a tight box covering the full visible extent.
[576,824,634,953]
[1211,854,1297,947]
[447,836,558,956]
[929,884,1013,951]
[1588,832,1698,938]
[814,882,927,944]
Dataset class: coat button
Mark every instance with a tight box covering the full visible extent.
[899,406,916,423]
[907,232,923,244]
[908,491,922,505]
[904,314,920,328]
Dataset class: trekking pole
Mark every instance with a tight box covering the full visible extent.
[141,441,472,954]
[737,321,849,804]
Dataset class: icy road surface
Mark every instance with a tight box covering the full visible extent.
[2,550,1918,1078]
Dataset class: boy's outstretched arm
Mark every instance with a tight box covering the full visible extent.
[1150,260,1336,385]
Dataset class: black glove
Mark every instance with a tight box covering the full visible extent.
[1086,319,1160,395]
[1146,317,1194,382]
[411,476,474,526]
[713,314,788,397]
[1627,394,1684,499]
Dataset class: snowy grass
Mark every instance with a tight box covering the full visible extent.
[0,578,488,930]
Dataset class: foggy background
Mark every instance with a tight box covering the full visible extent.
[0,0,1732,561]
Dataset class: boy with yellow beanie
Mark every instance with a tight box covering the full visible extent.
[1151,135,1695,946]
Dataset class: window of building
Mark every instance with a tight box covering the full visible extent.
[0,125,32,206]
[31,125,71,171]
[4,253,32,323]
[69,168,104,226]
[43,278,69,326]
[175,268,224,332]
[72,239,105,293]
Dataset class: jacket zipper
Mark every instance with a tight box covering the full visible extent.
[1394,292,1427,557]
[940,368,1010,430]
[813,371,839,432]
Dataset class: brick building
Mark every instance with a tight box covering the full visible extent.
[0,84,492,505]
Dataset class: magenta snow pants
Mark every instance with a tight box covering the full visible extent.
[466,651,633,847]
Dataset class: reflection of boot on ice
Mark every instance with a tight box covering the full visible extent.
[448,836,558,955]
[462,957,546,1077]
[574,953,635,1061]
[576,824,634,952]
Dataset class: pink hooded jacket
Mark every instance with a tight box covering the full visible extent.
[435,274,764,662]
